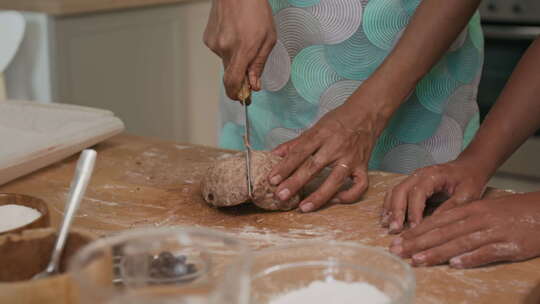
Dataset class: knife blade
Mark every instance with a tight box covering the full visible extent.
[239,80,254,199]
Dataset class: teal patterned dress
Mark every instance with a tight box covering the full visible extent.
[219,0,484,174]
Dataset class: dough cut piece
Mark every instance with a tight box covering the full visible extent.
[201,151,301,211]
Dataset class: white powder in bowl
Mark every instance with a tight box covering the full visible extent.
[0,204,42,233]
[269,280,390,304]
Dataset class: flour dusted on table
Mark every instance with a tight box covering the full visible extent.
[269,280,390,304]
[0,204,41,233]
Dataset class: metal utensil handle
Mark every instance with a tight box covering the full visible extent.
[47,149,97,272]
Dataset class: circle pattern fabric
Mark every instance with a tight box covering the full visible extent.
[219,0,484,174]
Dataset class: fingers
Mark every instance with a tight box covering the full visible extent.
[405,174,444,228]
[384,177,419,233]
[399,205,472,240]
[406,188,428,229]
[269,136,320,187]
[223,33,276,98]
[433,184,481,215]
[248,71,260,92]
[390,216,485,259]
[298,162,351,212]
[204,0,276,99]
[248,34,276,91]
[449,243,513,269]
[432,198,463,216]
[334,168,368,204]
[381,193,391,225]
[381,183,398,227]
[407,230,495,267]
[380,210,392,228]
[383,167,470,233]
[224,50,252,100]
[274,152,328,204]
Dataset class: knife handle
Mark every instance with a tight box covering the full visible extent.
[238,78,252,105]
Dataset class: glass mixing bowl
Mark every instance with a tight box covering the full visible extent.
[249,241,415,304]
[69,227,251,304]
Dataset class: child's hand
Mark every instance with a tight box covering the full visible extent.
[389,192,540,268]
[381,158,489,234]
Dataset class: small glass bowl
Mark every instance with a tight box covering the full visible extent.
[69,227,251,304]
[249,241,415,304]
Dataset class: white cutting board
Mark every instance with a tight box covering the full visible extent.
[0,11,25,73]
[0,100,124,185]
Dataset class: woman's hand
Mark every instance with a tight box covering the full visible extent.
[268,85,396,213]
[389,192,540,268]
[203,0,276,100]
[382,158,490,234]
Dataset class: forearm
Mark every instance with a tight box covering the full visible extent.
[459,38,540,177]
[347,0,481,133]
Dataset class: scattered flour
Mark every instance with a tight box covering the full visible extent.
[230,225,342,249]
[0,204,41,233]
[174,145,191,150]
[216,153,234,160]
[142,150,159,157]
[268,280,390,304]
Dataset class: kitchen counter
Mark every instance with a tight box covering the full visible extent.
[1,134,540,303]
[0,0,194,16]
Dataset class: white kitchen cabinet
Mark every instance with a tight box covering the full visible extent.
[5,1,221,146]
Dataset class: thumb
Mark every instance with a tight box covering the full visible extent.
[433,185,481,215]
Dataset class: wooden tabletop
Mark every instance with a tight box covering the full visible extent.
[0,0,194,16]
[1,134,539,304]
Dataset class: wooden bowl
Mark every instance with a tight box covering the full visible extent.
[0,228,107,304]
[0,193,50,235]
